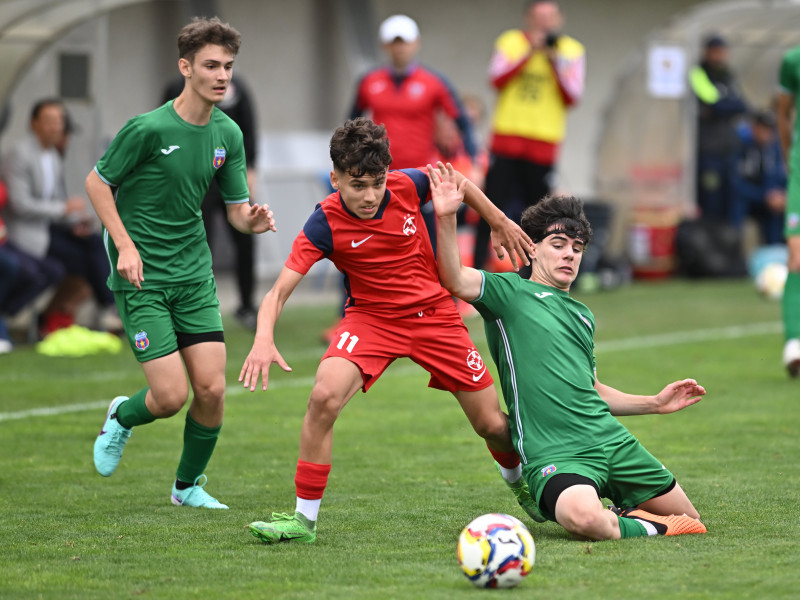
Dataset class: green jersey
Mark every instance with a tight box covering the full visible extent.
[779,46,800,166]
[472,272,628,465]
[94,100,249,291]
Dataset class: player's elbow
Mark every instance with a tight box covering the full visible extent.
[442,276,477,303]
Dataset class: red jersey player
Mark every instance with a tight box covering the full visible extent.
[240,118,538,544]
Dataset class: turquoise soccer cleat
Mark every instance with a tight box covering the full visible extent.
[93,396,132,477]
[171,474,229,509]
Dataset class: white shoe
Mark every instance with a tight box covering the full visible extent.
[783,339,800,378]
[0,339,12,354]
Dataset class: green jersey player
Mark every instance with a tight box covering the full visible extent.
[429,161,707,540]
[776,47,800,376]
[86,17,276,509]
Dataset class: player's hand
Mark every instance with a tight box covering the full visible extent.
[116,246,144,290]
[427,161,467,218]
[489,218,533,272]
[239,341,292,391]
[654,378,706,414]
[248,203,277,234]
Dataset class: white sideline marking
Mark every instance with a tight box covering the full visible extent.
[0,321,781,423]
[595,321,782,353]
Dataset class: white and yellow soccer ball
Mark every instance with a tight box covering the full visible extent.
[457,513,535,589]
[756,262,788,300]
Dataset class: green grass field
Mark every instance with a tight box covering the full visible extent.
[1,277,798,599]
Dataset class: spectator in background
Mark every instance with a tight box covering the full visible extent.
[0,179,65,351]
[690,34,749,222]
[731,111,786,246]
[349,14,478,254]
[162,75,260,330]
[1,98,117,336]
[476,0,585,276]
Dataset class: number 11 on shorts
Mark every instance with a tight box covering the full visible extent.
[337,332,359,353]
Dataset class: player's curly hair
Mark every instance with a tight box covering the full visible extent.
[521,194,593,245]
[178,16,241,63]
[330,117,393,177]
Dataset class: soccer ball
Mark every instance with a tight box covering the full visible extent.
[756,262,788,300]
[457,513,535,589]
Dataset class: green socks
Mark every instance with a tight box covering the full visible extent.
[115,388,155,429]
[782,272,800,340]
[175,414,221,484]
[617,515,650,538]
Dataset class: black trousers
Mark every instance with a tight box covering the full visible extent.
[474,156,552,276]
[203,179,255,312]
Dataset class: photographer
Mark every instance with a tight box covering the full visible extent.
[475,0,584,278]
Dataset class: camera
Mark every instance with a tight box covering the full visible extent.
[545,32,559,48]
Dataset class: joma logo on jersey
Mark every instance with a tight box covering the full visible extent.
[402,214,416,236]
[213,147,226,169]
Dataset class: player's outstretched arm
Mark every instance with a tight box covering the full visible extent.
[428,162,483,301]
[85,169,144,290]
[226,201,277,235]
[451,166,532,271]
[595,378,705,416]
[239,266,303,391]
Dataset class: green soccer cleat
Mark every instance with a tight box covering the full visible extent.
[249,512,316,544]
[495,462,546,523]
[94,396,132,477]
[170,474,229,509]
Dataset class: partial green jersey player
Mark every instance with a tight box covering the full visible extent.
[776,47,800,376]
[86,17,276,509]
[429,161,707,541]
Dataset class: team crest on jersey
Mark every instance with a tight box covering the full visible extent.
[408,81,426,98]
[541,464,557,477]
[213,147,226,169]
[466,349,484,372]
[402,214,417,236]
[134,330,150,351]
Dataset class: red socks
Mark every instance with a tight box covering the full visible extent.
[295,460,331,500]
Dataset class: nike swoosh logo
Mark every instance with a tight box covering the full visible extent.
[351,235,374,248]
[161,145,180,155]
[472,369,487,382]
[278,532,308,541]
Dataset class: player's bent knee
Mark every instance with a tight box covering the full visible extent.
[151,388,189,416]
[192,379,226,405]
[560,508,613,541]
[469,414,508,442]
[307,385,347,421]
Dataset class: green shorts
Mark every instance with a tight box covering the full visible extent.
[785,165,800,237]
[524,433,675,522]
[114,277,224,363]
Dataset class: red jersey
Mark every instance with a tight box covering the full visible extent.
[350,64,476,169]
[285,168,451,317]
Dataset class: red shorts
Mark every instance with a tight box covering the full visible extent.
[321,298,494,393]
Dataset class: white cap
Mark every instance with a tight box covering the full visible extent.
[379,15,419,43]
